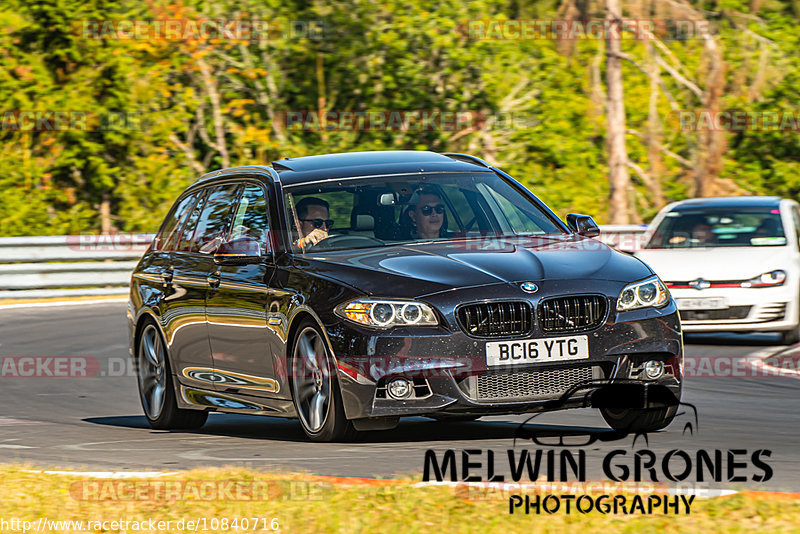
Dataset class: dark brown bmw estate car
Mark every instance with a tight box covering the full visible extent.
[127,151,683,441]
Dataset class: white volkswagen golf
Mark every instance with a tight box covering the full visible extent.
[636,196,800,344]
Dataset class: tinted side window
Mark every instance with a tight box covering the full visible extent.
[176,190,207,252]
[155,193,197,251]
[231,184,271,254]
[189,184,242,254]
[480,182,551,234]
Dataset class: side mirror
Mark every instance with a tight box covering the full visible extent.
[566,213,601,238]
[214,236,266,265]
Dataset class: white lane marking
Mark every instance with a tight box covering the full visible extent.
[25,470,177,479]
[0,444,35,449]
[0,417,50,426]
[749,346,800,377]
[177,449,359,462]
[0,298,127,310]
[415,481,739,498]
[57,435,226,451]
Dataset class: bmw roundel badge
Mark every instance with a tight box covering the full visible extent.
[520,281,539,293]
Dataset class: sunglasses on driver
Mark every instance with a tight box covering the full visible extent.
[418,204,445,216]
[300,218,334,229]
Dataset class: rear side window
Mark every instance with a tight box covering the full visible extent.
[187,184,242,254]
[175,191,207,252]
[231,184,272,254]
[154,193,198,251]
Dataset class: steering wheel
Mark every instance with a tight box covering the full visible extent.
[305,234,384,250]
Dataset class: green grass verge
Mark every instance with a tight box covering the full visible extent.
[2,464,800,533]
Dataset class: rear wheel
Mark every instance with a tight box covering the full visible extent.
[290,320,356,442]
[137,321,207,430]
[600,405,677,433]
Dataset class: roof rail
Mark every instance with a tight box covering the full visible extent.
[442,153,493,168]
[271,161,293,172]
[193,165,277,184]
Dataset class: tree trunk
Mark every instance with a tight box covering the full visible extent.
[100,193,112,234]
[605,0,631,224]
[645,40,665,210]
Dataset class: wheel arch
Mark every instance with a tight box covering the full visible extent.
[284,306,342,399]
[132,308,167,371]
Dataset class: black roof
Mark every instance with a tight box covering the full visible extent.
[271,151,490,185]
[191,151,495,188]
[670,196,782,211]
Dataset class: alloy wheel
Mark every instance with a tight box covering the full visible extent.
[138,324,168,420]
[292,327,332,433]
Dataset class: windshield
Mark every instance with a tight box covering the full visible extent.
[284,172,565,252]
[646,208,787,249]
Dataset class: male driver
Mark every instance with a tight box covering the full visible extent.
[294,197,333,248]
[407,188,445,239]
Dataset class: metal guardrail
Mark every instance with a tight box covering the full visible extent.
[0,234,153,300]
[595,224,649,252]
[0,226,648,300]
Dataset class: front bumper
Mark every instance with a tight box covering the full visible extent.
[670,285,798,332]
[324,281,683,421]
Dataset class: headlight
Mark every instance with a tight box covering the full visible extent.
[617,276,670,311]
[741,270,786,288]
[334,299,438,328]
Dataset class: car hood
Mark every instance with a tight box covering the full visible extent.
[297,235,652,297]
[635,246,791,282]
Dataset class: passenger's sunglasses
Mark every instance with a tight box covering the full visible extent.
[300,218,334,229]
[419,204,445,216]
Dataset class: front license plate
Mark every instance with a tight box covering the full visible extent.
[676,297,728,310]
[486,335,589,366]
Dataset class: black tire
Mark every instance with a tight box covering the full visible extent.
[781,326,800,345]
[600,405,677,433]
[136,320,207,430]
[290,319,357,442]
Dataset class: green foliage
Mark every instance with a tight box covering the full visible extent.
[1,0,799,235]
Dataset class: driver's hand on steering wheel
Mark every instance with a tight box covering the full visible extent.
[296,228,329,248]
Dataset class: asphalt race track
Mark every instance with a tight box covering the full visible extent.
[2,301,799,491]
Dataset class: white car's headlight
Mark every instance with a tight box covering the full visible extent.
[334,299,438,328]
[741,270,786,288]
[617,276,670,311]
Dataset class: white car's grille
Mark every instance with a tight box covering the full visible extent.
[754,303,787,322]
[680,306,751,321]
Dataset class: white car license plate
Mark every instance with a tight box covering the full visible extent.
[676,297,728,310]
[486,335,589,366]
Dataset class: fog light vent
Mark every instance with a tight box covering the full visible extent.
[644,360,664,380]
[387,378,413,399]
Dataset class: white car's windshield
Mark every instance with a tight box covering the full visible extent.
[646,208,786,249]
[284,172,565,252]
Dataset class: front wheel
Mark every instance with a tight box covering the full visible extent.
[137,322,207,430]
[781,325,800,345]
[600,405,677,433]
[290,320,356,442]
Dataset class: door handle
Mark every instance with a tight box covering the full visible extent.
[161,268,174,285]
[207,272,221,289]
